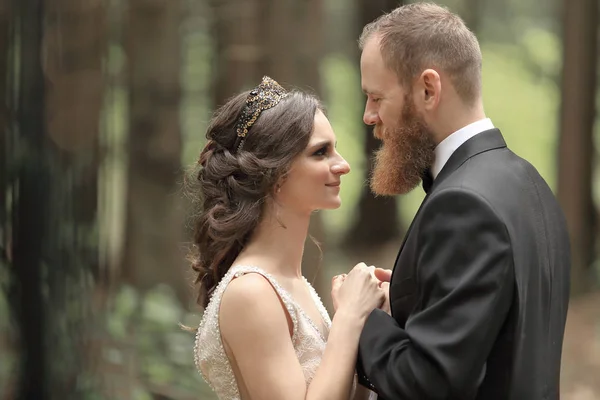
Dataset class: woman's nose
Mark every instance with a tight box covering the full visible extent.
[332,156,350,175]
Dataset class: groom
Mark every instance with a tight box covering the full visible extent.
[353,3,571,399]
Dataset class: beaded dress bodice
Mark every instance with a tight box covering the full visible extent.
[193,265,334,400]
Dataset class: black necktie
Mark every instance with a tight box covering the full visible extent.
[422,168,434,194]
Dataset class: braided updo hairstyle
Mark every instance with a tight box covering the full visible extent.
[189,89,322,308]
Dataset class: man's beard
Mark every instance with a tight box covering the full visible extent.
[370,96,436,196]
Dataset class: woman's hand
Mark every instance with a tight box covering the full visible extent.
[331,263,384,320]
[331,273,347,312]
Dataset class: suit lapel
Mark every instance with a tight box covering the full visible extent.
[429,128,507,192]
[388,129,507,295]
[388,191,431,302]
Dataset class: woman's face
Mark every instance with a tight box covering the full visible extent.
[276,110,351,214]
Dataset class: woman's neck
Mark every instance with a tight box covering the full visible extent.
[235,206,311,279]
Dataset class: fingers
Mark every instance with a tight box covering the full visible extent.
[379,281,390,290]
[352,262,375,273]
[331,273,346,287]
[331,274,346,293]
[353,263,384,277]
[352,262,368,272]
[331,274,347,311]
[374,267,392,282]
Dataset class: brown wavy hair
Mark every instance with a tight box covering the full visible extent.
[187,89,322,308]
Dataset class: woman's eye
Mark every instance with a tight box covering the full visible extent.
[313,146,328,156]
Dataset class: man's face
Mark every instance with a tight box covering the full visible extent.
[360,36,436,195]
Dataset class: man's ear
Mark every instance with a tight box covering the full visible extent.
[416,69,441,111]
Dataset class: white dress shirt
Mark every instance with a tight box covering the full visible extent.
[431,118,495,179]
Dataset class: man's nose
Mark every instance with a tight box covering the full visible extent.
[363,104,379,126]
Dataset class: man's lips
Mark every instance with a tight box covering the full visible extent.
[373,126,383,140]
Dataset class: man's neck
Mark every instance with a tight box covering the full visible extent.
[431,117,495,179]
[431,102,486,145]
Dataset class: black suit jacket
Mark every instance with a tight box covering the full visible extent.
[357,129,571,399]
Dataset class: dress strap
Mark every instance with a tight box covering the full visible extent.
[228,265,299,340]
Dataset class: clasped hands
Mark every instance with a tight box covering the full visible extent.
[331,263,393,316]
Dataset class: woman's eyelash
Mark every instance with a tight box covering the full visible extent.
[313,146,328,156]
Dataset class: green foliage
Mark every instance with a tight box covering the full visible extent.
[519,27,562,80]
[320,54,368,239]
[481,42,560,189]
[182,28,213,167]
[102,284,215,399]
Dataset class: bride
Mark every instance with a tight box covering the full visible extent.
[190,76,384,400]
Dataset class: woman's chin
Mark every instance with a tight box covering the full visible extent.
[309,196,343,212]
[323,197,343,210]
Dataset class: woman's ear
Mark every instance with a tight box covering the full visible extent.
[274,172,289,195]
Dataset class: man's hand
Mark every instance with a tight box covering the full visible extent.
[332,267,393,314]
[374,268,392,283]
[379,281,390,315]
[374,268,392,315]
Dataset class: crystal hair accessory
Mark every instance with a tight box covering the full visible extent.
[233,76,289,152]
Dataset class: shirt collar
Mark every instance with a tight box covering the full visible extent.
[431,118,495,179]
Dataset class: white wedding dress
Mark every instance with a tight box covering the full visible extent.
[194,265,360,400]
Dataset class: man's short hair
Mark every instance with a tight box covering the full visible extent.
[359,2,482,105]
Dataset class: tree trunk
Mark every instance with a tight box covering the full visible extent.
[11,1,48,398]
[212,0,263,106]
[344,0,403,251]
[43,0,106,280]
[0,0,10,264]
[6,0,107,396]
[461,0,480,34]
[0,0,13,390]
[556,0,598,296]
[122,0,187,303]
[40,0,107,395]
[261,0,296,87]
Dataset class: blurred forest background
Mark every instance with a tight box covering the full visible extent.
[0,0,599,399]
